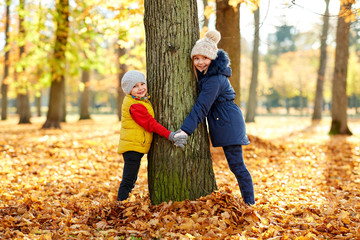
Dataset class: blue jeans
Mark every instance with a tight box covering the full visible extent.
[117,151,144,201]
[223,145,255,205]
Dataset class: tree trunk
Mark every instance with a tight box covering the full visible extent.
[42,0,69,129]
[117,47,127,121]
[216,0,241,106]
[79,69,91,120]
[144,0,216,205]
[329,3,352,135]
[1,1,10,121]
[203,0,209,28]
[312,0,330,121]
[245,7,259,123]
[61,85,66,122]
[17,0,31,124]
[36,94,41,117]
[18,94,31,124]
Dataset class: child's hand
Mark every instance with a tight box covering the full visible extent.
[174,130,188,139]
[168,130,188,148]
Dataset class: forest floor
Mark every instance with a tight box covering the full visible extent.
[1,115,360,239]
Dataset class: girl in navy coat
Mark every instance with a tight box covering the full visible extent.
[175,30,255,205]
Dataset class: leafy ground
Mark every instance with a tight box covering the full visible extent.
[1,115,360,239]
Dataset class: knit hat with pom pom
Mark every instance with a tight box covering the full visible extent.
[191,30,221,60]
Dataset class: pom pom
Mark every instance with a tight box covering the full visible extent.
[205,30,221,44]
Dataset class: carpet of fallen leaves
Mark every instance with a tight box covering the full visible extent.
[1,115,360,240]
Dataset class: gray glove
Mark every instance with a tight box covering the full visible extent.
[168,130,188,148]
[168,129,187,142]
[168,132,176,142]
[174,138,187,149]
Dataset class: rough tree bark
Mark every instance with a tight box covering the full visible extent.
[1,0,11,121]
[245,7,260,123]
[216,0,241,106]
[144,0,217,205]
[79,70,91,120]
[312,0,330,121]
[329,2,352,135]
[42,0,69,129]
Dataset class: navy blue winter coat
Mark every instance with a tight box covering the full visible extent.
[181,50,250,147]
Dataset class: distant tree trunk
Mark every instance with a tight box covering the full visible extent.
[286,98,290,114]
[1,1,11,121]
[61,87,66,122]
[117,47,127,121]
[36,94,41,117]
[329,3,352,135]
[17,0,31,124]
[42,0,69,129]
[216,0,241,106]
[144,0,216,205]
[203,0,209,28]
[79,69,91,120]
[313,0,330,121]
[246,7,260,123]
[300,88,304,116]
[18,94,31,123]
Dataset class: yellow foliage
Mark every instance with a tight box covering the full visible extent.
[204,5,215,19]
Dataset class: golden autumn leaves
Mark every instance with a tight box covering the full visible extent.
[1,116,360,239]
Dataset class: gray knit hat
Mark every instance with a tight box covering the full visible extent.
[121,70,146,95]
[191,30,221,60]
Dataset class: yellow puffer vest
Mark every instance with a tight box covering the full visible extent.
[118,95,154,154]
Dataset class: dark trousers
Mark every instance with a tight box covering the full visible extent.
[223,145,255,205]
[117,151,144,201]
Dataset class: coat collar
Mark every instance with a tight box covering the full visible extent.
[205,49,232,78]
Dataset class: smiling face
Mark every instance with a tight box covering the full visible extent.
[130,82,148,98]
[193,55,212,73]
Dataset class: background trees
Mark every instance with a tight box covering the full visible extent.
[1,1,359,129]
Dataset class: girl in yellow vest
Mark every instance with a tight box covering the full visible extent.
[117,70,187,201]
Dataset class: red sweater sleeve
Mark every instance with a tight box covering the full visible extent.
[129,104,171,139]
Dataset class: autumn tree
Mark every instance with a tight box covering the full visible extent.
[246,5,260,123]
[312,0,330,121]
[144,0,216,205]
[265,24,297,79]
[329,1,353,135]
[348,52,360,114]
[1,0,11,121]
[42,0,70,129]
[16,0,31,124]
[216,0,241,106]
[117,46,127,121]
[271,51,317,114]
